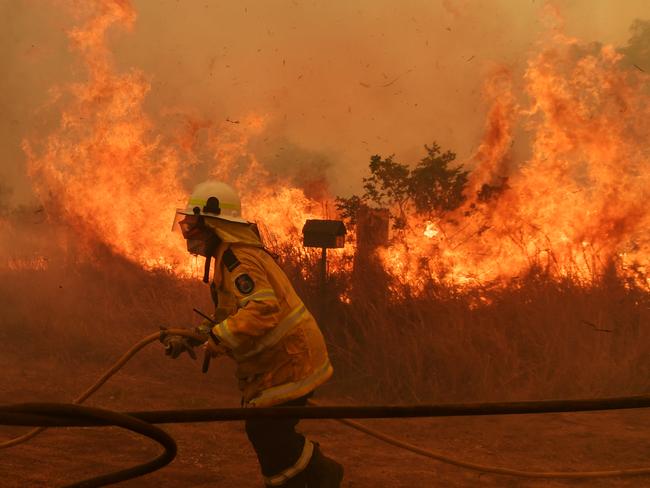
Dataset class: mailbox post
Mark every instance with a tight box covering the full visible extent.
[302,219,346,287]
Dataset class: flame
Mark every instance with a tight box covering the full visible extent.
[23,0,352,280]
[423,221,439,239]
[22,2,650,294]
[24,1,192,272]
[378,20,650,291]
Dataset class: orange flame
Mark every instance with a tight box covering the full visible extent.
[22,2,650,293]
[379,22,650,290]
[24,1,191,271]
[24,1,348,277]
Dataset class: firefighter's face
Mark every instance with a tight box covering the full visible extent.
[185,238,207,256]
[177,215,212,256]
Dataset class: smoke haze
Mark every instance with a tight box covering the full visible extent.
[1,0,649,205]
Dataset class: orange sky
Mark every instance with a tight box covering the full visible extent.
[1,0,648,205]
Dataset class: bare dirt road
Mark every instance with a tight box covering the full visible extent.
[2,348,650,488]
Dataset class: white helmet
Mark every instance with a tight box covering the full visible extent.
[177,180,247,223]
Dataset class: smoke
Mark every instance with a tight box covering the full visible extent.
[619,19,650,70]
[2,0,648,207]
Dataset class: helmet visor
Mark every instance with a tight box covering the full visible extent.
[172,211,209,240]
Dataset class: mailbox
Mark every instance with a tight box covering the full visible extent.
[302,219,346,248]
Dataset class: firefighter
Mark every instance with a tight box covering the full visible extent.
[162,180,343,487]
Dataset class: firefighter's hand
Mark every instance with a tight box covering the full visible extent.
[203,338,229,358]
[162,335,198,360]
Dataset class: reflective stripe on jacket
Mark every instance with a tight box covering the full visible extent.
[210,243,332,406]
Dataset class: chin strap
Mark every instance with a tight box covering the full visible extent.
[202,235,221,284]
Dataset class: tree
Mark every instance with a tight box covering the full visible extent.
[408,143,468,216]
[362,154,411,228]
[334,194,363,225]
[336,142,469,229]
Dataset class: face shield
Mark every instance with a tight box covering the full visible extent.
[172,211,212,257]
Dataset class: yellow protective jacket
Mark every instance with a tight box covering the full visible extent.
[205,221,333,407]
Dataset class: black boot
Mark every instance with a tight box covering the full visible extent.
[266,472,308,488]
[304,443,343,488]
[264,443,343,488]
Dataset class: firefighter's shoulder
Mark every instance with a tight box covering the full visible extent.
[223,246,272,297]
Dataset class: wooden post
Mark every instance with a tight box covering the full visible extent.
[320,246,327,289]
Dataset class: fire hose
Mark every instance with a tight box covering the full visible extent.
[2,328,650,487]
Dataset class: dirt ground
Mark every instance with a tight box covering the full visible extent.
[2,347,650,488]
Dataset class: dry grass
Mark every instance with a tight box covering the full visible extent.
[0,218,211,371]
[292,261,650,404]
[1,218,649,406]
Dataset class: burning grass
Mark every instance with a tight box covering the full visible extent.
[4,216,647,406]
[17,0,649,299]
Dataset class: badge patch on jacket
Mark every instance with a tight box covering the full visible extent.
[234,273,255,294]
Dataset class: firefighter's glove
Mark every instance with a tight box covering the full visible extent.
[203,337,229,358]
[162,335,199,360]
